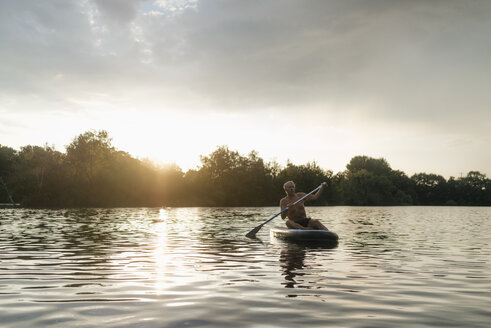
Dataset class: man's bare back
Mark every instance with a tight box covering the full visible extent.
[280,181,328,230]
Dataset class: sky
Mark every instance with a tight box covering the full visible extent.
[1,0,490,178]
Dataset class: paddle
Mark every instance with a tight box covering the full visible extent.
[245,184,323,239]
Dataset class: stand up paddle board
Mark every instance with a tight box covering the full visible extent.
[270,227,339,243]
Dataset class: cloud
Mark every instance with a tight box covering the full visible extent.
[158,1,491,129]
[93,0,144,25]
[1,0,490,135]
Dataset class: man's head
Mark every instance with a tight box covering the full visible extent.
[283,181,295,196]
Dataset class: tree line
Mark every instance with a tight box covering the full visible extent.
[1,130,490,207]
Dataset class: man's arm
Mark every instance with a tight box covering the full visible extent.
[280,198,288,219]
[307,182,328,201]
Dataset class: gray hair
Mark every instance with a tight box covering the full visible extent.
[283,181,295,189]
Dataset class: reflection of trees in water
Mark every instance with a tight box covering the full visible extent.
[154,207,270,282]
[59,209,139,259]
[278,241,338,290]
[343,207,392,250]
[279,243,307,288]
[0,208,143,271]
[194,207,265,251]
[341,208,424,273]
[0,208,164,301]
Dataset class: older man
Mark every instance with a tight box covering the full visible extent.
[280,181,328,230]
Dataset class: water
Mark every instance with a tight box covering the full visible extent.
[0,206,490,327]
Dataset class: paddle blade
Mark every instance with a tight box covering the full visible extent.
[245,224,263,239]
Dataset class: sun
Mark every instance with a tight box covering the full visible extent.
[103,109,261,172]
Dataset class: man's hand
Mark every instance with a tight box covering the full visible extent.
[321,182,328,189]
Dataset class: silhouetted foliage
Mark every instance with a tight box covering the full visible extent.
[1,131,490,207]
[188,146,276,206]
[12,145,67,206]
[0,145,18,203]
[275,161,332,205]
[337,156,414,205]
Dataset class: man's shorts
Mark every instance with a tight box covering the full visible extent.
[295,217,311,228]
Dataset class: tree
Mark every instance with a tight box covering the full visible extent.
[389,170,415,204]
[2,130,489,207]
[347,156,392,176]
[456,171,490,205]
[343,169,395,205]
[0,145,17,203]
[65,130,114,185]
[276,161,332,205]
[193,146,276,206]
[13,144,67,206]
[0,145,16,177]
[154,163,185,206]
[342,156,412,205]
[65,130,114,205]
[411,173,447,205]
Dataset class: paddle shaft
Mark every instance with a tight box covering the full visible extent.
[256,184,323,229]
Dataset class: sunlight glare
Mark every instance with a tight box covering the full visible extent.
[151,208,209,295]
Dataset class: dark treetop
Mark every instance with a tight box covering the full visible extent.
[1,130,489,207]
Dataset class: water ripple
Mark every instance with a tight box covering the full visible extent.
[0,207,491,327]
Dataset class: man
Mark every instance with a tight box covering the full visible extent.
[280,181,328,230]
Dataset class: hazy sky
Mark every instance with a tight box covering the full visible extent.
[1,0,490,177]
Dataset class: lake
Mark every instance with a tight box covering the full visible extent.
[0,206,490,327]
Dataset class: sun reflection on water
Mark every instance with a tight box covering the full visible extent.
[153,209,169,293]
[151,208,208,298]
